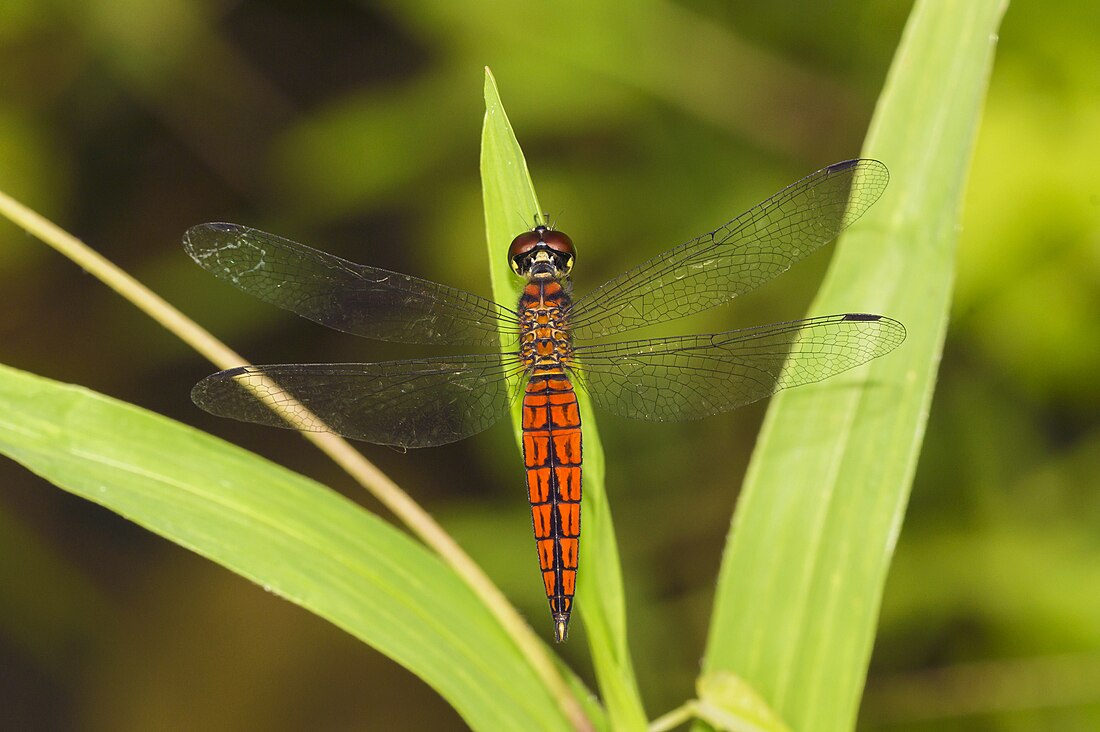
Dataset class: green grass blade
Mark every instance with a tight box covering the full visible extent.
[700,2,1009,731]
[480,68,648,730]
[0,363,572,732]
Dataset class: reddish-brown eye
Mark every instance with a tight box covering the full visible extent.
[540,230,575,259]
[507,231,542,262]
[508,231,542,275]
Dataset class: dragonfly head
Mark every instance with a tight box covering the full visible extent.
[508,225,575,279]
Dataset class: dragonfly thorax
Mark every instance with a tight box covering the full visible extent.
[518,278,574,370]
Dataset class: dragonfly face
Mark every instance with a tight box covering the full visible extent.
[184,158,906,642]
[508,225,576,278]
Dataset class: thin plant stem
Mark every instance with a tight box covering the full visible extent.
[0,189,592,731]
[648,701,696,732]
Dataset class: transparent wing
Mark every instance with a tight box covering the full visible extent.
[570,314,905,421]
[191,353,527,448]
[184,223,517,346]
[568,160,889,340]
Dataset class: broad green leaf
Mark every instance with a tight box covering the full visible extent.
[695,671,791,732]
[701,2,1009,732]
[480,68,647,730]
[0,363,570,731]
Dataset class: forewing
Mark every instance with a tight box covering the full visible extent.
[568,160,889,340]
[571,314,905,421]
[191,354,526,448]
[184,223,517,346]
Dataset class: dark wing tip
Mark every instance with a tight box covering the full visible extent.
[182,222,245,256]
[826,157,888,173]
[826,159,891,196]
[845,313,907,352]
[826,158,861,173]
[189,375,214,410]
[190,366,251,404]
[183,221,241,239]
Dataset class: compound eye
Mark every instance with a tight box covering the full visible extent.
[541,230,575,273]
[540,230,575,259]
[508,231,541,274]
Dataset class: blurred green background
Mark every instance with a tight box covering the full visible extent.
[1,1,1097,729]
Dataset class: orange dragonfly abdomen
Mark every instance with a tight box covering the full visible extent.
[522,370,581,643]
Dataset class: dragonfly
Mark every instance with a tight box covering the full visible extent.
[184,158,904,643]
